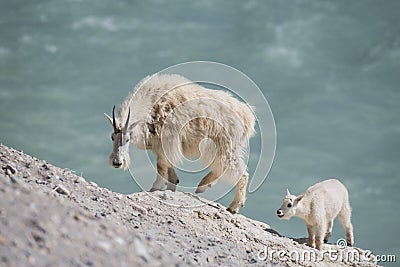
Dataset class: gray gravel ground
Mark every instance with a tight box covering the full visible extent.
[0,144,379,266]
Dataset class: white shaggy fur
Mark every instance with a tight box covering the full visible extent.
[106,73,256,214]
[277,179,354,249]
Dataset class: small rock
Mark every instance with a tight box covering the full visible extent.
[42,163,50,170]
[231,219,242,228]
[249,258,257,264]
[134,237,149,262]
[217,252,229,258]
[97,241,111,252]
[152,208,161,215]
[36,179,48,185]
[207,256,215,263]
[31,231,45,247]
[130,202,148,215]
[74,176,85,183]
[207,236,221,245]
[53,185,70,196]
[114,236,125,245]
[89,181,98,187]
[132,221,140,228]
[213,212,221,219]
[5,164,16,174]
[0,235,5,244]
[8,176,18,184]
[160,192,167,200]
[194,210,205,219]
[28,255,35,265]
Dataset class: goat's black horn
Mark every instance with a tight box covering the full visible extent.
[124,108,130,132]
[112,105,117,132]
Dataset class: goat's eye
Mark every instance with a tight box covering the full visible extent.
[125,138,129,143]
[287,203,292,208]
[111,134,114,141]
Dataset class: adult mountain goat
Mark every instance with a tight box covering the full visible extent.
[104,74,256,213]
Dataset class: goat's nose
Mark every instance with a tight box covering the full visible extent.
[277,209,283,215]
[113,161,122,168]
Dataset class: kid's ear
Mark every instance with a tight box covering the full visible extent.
[286,188,291,196]
[294,194,304,204]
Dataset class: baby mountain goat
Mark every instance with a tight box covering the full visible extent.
[105,74,256,213]
[277,179,354,249]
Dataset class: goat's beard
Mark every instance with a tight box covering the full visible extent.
[122,152,130,170]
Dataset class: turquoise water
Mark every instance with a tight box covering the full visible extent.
[1,0,399,263]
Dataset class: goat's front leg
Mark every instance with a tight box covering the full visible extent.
[306,224,315,248]
[150,156,168,192]
[315,221,327,250]
[166,167,179,191]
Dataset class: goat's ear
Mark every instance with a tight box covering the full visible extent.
[128,120,139,131]
[104,113,113,126]
[294,194,304,205]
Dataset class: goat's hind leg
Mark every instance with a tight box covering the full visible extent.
[339,203,354,246]
[324,219,334,243]
[195,171,219,193]
[227,171,248,214]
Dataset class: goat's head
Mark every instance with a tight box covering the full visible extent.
[276,188,303,220]
[104,106,131,170]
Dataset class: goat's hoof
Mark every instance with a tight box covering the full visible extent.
[195,188,204,194]
[149,187,162,192]
[306,242,315,248]
[195,185,207,194]
[166,184,177,192]
[227,205,239,214]
[323,239,328,244]
[226,207,237,214]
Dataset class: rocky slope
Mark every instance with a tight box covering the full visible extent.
[0,144,379,266]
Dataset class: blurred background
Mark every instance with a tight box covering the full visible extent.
[1,0,399,262]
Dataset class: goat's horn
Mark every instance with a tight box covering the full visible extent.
[104,113,113,126]
[123,108,130,132]
[112,105,117,132]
